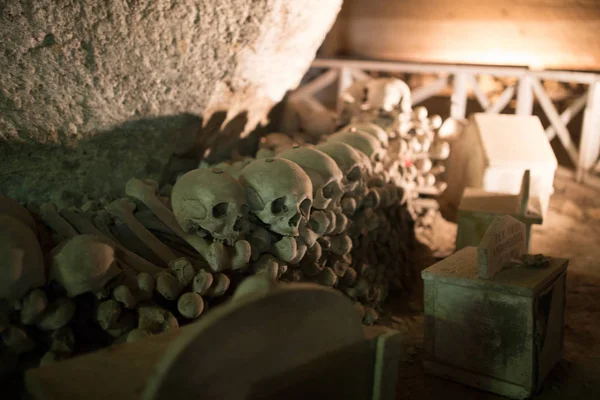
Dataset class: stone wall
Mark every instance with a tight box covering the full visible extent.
[0,0,342,206]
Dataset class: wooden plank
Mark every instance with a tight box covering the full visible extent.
[578,81,600,179]
[530,77,579,164]
[468,74,491,110]
[451,72,469,119]
[312,58,528,78]
[516,76,534,116]
[545,93,587,140]
[325,0,600,71]
[350,68,372,82]
[336,67,354,113]
[293,69,339,99]
[486,85,516,114]
[411,76,449,105]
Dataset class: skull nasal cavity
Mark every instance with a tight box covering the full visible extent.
[212,203,229,218]
[271,197,287,214]
[288,213,300,227]
[233,216,244,232]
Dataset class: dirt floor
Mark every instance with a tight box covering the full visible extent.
[382,172,600,399]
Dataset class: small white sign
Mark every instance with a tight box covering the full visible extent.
[478,215,526,279]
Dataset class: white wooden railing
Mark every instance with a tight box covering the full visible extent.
[298,58,600,186]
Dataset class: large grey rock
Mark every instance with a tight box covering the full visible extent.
[0,0,342,206]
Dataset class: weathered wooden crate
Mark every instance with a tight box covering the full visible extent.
[445,113,557,217]
[422,216,568,399]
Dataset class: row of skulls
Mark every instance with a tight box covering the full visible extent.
[0,77,423,369]
[173,121,393,272]
[0,122,397,368]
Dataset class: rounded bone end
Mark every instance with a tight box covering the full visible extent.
[2,325,35,354]
[126,328,152,343]
[192,270,214,296]
[96,299,122,331]
[136,272,156,301]
[156,272,183,301]
[20,288,48,325]
[36,298,76,331]
[177,292,205,320]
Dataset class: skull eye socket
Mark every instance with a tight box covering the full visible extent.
[299,199,312,217]
[271,197,287,214]
[322,181,337,199]
[347,166,361,182]
[212,203,229,218]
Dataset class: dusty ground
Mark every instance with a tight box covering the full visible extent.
[382,173,600,399]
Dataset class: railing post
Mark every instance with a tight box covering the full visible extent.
[578,81,600,182]
[450,72,468,119]
[336,67,353,114]
[516,75,534,116]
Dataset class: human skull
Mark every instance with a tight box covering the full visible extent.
[238,158,313,237]
[258,133,299,155]
[0,215,45,301]
[339,122,389,149]
[206,159,253,180]
[172,168,247,244]
[365,78,412,113]
[51,235,121,298]
[315,142,371,194]
[327,130,387,164]
[278,147,345,211]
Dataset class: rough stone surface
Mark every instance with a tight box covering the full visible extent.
[0,0,342,206]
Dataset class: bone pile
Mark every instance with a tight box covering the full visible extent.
[0,77,447,369]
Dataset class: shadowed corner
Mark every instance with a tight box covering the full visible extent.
[0,113,203,207]
[180,97,288,165]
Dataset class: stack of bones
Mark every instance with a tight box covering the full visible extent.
[0,77,451,369]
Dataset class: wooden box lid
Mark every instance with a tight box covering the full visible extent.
[422,247,568,297]
[471,114,558,169]
[458,188,543,224]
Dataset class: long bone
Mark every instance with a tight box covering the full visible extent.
[106,199,177,266]
[39,203,78,239]
[125,178,234,272]
[56,206,163,276]
[92,210,121,243]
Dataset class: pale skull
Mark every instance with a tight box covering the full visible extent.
[340,122,389,149]
[315,142,371,194]
[327,130,387,164]
[365,78,412,113]
[238,158,313,237]
[258,133,299,155]
[51,235,121,298]
[278,146,345,211]
[171,168,247,244]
